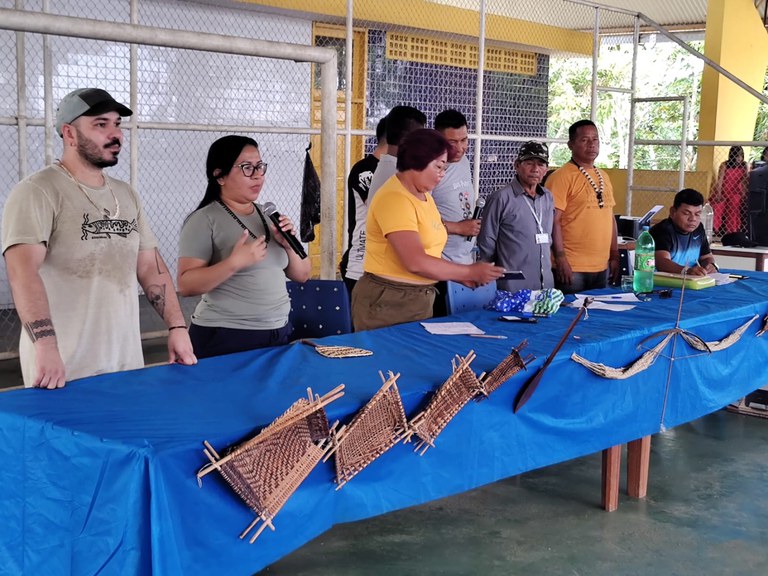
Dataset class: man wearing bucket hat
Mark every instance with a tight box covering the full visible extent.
[477,141,556,291]
[2,88,196,389]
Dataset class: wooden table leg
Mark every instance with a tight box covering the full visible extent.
[601,445,621,512]
[627,435,651,498]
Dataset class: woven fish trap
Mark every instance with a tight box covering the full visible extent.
[197,385,344,543]
[327,371,410,489]
[479,340,535,396]
[409,351,480,455]
[219,404,323,510]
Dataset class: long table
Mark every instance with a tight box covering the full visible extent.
[710,244,768,271]
[1,274,767,575]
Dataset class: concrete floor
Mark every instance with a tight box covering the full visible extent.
[258,410,768,576]
[2,345,766,576]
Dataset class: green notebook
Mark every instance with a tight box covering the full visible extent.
[653,271,716,290]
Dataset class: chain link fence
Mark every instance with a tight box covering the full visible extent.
[2,0,767,358]
[700,144,768,240]
[0,0,325,357]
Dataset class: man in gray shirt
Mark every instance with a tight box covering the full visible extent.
[477,141,555,291]
[432,109,481,264]
[367,105,426,202]
[347,106,426,297]
[430,110,483,316]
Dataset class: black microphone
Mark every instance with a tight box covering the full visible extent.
[466,197,486,241]
[262,202,308,259]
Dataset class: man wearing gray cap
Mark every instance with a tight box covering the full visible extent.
[2,88,196,389]
[477,141,555,291]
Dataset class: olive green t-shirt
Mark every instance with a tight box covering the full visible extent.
[178,202,290,330]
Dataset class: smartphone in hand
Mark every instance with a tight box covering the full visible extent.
[502,270,525,280]
[499,315,537,323]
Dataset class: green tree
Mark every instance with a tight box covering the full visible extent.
[547,56,591,166]
[548,39,704,170]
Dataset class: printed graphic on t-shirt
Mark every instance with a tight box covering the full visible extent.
[353,230,366,258]
[81,213,138,240]
[458,187,472,220]
[357,170,374,201]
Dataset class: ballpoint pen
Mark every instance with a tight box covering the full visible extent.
[696,259,719,273]
[470,334,508,339]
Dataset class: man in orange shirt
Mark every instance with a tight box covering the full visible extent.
[547,120,620,293]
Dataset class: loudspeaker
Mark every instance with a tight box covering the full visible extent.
[749,212,768,246]
[748,190,766,213]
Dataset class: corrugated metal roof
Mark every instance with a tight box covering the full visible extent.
[434,0,712,30]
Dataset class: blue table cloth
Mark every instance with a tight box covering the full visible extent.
[1,274,767,575]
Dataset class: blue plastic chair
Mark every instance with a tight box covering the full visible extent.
[444,281,497,315]
[286,280,352,340]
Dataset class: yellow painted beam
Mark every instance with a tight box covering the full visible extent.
[698,0,768,171]
[240,0,592,55]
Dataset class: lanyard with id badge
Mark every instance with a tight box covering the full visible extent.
[525,194,549,245]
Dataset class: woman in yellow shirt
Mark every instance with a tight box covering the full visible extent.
[352,129,503,330]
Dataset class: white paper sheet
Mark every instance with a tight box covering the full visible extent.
[420,322,485,335]
[710,272,737,286]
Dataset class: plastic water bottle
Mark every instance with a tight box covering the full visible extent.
[701,202,714,243]
[633,226,655,293]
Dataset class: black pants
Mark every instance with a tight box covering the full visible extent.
[342,276,357,305]
[189,322,292,359]
[432,281,448,317]
[555,270,608,295]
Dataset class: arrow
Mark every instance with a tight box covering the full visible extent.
[513,298,591,413]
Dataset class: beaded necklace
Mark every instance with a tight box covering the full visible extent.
[571,159,605,209]
[57,161,120,219]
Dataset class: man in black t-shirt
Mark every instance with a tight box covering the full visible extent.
[649,188,717,276]
[339,117,387,298]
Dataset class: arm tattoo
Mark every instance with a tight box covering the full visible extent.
[24,318,56,342]
[154,248,165,275]
[145,284,167,319]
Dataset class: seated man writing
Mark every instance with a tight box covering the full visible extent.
[649,188,718,276]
